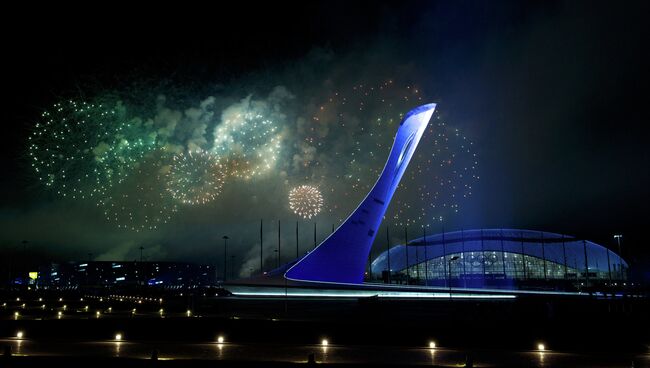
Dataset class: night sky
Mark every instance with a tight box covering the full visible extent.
[2,1,649,276]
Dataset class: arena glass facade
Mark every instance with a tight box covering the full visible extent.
[371,229,628,289]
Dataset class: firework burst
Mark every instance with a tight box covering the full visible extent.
[289,185,324,219]
[166,150,226,205]
[99,150,177,232]
[27,100,156,200]
[390,116,479,227]
[212,102,282,180]
[308,80,478,226]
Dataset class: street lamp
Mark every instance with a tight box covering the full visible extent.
[21,240,28,285]
[614,234,623,280]
[222,236,229,282]
[613,234,622,251]
[448,256,460,300]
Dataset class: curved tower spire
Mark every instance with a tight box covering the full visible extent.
[285,103,436,284]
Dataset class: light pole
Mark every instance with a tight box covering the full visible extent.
[222,236,229,282]
[21,240,28,285]
[423,226,428,287]
[386,226,391,284]
[138,246,144,286]
[448,256,460,300]
[614,234,623,280]
[614,234,623,254]
[404,227,409,285]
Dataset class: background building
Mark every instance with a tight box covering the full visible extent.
[37,261,216,288]
[371,229,628,290]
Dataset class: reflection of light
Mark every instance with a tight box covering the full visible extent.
[15,339,22,355]
[96,311,101,317]
[217,336,225,344]
[186,310,191,317]
[57,311,62,318]
[14,312,19,319]
[429,341,436,349]
[321,338,329,356]
[231,290,516,299]
[115,333,122,341]
[537,343,545,351]
[16,331,24,339]
[216,340,224,358]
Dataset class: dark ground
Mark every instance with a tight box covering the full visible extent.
[1,288,649,366]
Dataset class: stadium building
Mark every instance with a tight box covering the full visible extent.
[371,229,628,290]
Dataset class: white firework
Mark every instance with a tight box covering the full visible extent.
[289,185,324,219]
[166,150,226,205]
[212,97,283,180]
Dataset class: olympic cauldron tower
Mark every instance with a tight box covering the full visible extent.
[283,103,436,285]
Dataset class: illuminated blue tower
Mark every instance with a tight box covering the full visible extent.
[285,103,436,284]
